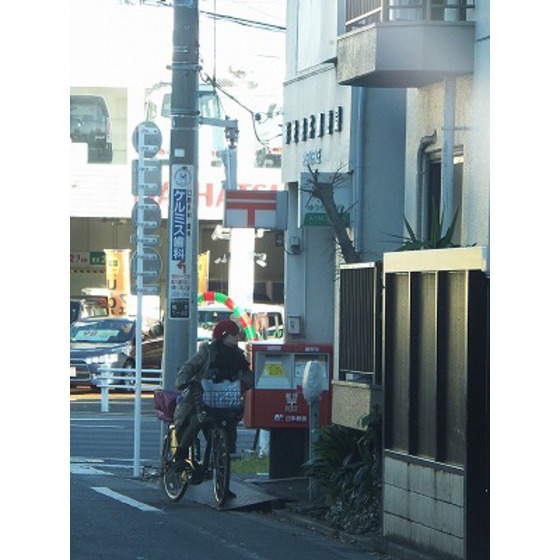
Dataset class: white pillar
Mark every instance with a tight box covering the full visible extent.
[228,228,255,311]
[441,75,456,232]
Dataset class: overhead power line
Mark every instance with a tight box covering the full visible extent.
[130,1,285,32]
[201,10,285,32]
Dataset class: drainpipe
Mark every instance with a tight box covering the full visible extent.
[416,130,437,239]
[441,75,456,232]
[353,87,366,254]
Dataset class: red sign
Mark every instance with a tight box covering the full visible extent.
[244,388,331,429]
[224,190,278,228]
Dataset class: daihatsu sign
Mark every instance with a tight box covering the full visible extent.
[70,165,283,220]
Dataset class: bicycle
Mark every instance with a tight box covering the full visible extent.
[154,386,242,507]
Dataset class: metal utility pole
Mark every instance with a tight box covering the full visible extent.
[162,0,200,390]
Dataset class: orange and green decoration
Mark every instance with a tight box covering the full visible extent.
[198,291,258,341]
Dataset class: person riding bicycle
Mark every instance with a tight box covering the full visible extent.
[171,319,253,488]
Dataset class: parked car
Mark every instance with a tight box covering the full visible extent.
[194,303,233,347]
[70,94,113,163]
[70,295,109,324]
[198,302,284,342]
[70,317,163,390]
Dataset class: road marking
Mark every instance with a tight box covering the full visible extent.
[71,464,113,476]
[70,424,124,429]
[71,417,128,421]
[91,487,162,513]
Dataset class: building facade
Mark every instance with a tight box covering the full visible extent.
[282,1,490,558]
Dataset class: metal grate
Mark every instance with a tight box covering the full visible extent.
[338,263,382,383]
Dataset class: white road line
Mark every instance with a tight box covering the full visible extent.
[71,464,113,476]
[70,424,124,429]
[91,487,162,513]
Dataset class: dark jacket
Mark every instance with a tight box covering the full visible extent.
[173,342,253,428]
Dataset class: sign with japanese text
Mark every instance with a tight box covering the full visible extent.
[70,252,105,267]
[103,249,130,317]
[298,172,352,227]
[169,164,194,319]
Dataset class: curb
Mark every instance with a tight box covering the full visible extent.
[269,508,438,560]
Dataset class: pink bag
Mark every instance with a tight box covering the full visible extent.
[153,389,182,422]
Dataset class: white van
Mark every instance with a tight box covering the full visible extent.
[250,303,284,341]
[144,82,225,168]
[197,302,284,343]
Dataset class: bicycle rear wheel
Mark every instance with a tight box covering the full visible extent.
[212,427,231,506]
[161,427,190,502]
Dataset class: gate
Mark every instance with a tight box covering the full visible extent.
[382,248,489,559]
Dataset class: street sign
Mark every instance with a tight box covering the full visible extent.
[131,248,162,278]
[132,160,162,196]
[170,299,189,319]
[132,121,162,159]
[131,284,161,296]
[130,234,161,247]
[132,198,162,229]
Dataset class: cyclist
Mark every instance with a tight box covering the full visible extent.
[171,319,253,494]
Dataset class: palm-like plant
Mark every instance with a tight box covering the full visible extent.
[303,410,383,534]
[390,201,462,251]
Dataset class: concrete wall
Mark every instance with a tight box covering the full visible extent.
[384,456,465,559]
[359,87,407,259]
[282,65,352,182]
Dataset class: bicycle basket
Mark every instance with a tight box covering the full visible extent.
[153,389,181,422]
[201,379,242,409]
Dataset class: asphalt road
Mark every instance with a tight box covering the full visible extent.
[71,471,380,560]
[70,389,259,472]
[70,390,389,560]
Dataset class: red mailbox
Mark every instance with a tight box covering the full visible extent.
[244,342,333,429]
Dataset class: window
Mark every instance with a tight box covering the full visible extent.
[426,153,463,245]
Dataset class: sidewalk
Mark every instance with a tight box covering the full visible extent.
[235,475,438,560]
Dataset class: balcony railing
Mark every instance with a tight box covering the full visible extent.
[345,0,475,31]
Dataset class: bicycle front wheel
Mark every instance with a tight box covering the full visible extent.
[161,428,190,502]
[212,427,231,506]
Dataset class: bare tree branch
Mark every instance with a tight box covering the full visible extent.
[303,165,361,264]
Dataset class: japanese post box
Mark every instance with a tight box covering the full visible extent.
[244,342,332,429]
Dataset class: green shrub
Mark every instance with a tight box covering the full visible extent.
[303,409,383,534]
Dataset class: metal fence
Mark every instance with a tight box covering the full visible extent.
[345,0,475,31]
[97,365,163,412]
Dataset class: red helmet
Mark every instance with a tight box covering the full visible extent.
[212,319,240,340]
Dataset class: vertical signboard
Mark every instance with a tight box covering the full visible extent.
[198,251,209,294]
[104,249,131,316]
[169,164,194,319]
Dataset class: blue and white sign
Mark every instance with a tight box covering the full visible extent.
[169,164,194,319]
